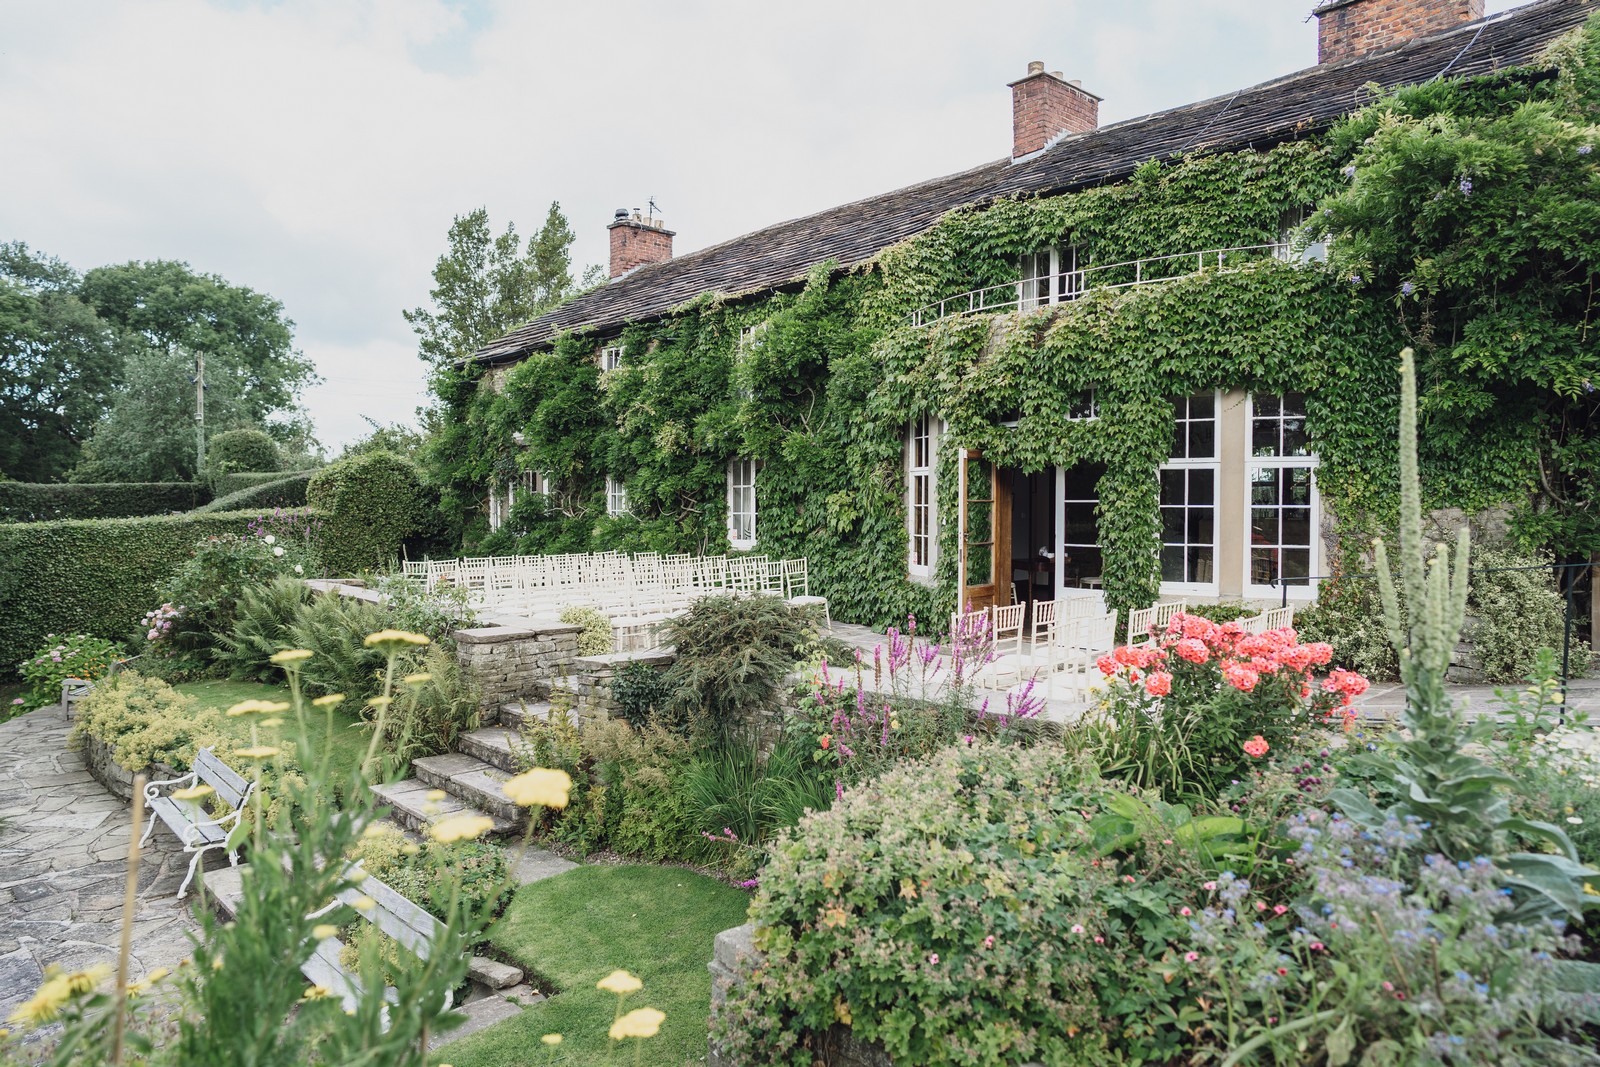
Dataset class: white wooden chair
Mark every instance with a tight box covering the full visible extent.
[1126,600,1188,644]
[973,603,1031,688]
[141,748,254,899]
[1048,610,1119,701]
[781,558,830,626]
[1261,605,1296,631]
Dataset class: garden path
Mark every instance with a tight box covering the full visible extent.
[0,704,200,1020]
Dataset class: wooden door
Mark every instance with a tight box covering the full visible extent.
[961,451,1012,612]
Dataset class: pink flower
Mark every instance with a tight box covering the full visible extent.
[1093,935,1104,944]
[929,953,939,964]
[983,936,994,949]
[1306,642,1334,666]
[1144,671,1173,698]
[1179,907,1192,917]
[1184,951,1200,962]
[1174,638,1209,664]
[1202,881,1217,892]
[1096,654,1118,676]
[1323,668,1370,697]
[1273,904,1288,915]
[1224,663,1260,692]
[1070,924,1085,934]
[1243,735,1270,758]
[1310,942,1325,952]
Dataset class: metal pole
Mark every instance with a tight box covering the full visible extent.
[194,351,205,477]
[1561,561,1575,707]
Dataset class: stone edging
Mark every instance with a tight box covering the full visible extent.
[78,730,180,802]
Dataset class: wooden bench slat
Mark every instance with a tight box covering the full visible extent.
[148,798,228,844]
[192,749,251,810]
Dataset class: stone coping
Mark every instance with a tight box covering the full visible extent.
[573,648,676,672]
[454,621,582,644]
[79,731,181,803]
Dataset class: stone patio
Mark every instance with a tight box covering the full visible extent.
[0,704,201,1020]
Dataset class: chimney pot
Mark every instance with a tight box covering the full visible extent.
[1008,64,1100,160]
[1313,0,1484,64]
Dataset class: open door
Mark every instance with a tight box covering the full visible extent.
[960,451,1011,612]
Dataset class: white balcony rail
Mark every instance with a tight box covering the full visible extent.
[908,243,1295,328]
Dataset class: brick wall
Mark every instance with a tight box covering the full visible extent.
[1009,66,1099,159]
[608,217,675,277]
[1315,0,1484,64]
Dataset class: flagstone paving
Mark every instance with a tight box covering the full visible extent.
[0,705,200,1020]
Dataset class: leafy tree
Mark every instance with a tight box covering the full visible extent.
[0,243,119,481]
[339,416,426,462]
[404,202,600,375]
[79,259,316,423]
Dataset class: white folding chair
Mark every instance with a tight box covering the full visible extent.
[781,559,830,626]
[972,603,1030,688]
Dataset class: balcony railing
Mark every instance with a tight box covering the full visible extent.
[908,243,1299,328]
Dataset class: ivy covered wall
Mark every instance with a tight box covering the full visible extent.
[428,20,1600,628]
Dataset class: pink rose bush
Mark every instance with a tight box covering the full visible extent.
[1086,612,1368,798]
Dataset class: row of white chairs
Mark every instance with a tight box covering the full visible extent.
[400,551,827,651]
[954,598,1121,700]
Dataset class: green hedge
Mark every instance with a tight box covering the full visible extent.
[307,451,435,576]
[0,508,296,675]
[0,482,205,524]
[206,428,281,481]
[213,470,293,497]
[193,471,314,514]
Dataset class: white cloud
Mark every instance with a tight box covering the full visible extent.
[0,0,1528,449]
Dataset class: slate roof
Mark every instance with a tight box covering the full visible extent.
[474,0,1593,364]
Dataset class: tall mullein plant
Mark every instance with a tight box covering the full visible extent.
[1331,349,1594,920]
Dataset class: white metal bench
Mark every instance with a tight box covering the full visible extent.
[141,747,254,899]
[303,863,452,1021]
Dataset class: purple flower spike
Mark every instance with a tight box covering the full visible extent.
[1458,177,1472,195]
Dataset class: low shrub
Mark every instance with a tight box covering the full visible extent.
[1468,543,1584,682]
[350,823,510,921]
[610,660,672,725]
[15,633,125,712]
[191,472,313,515]
[70,672,226,772]
[0,482,204,523]
[372,576,477,649]
[1295,570,1400,681]
[0,509,270,673]
[285,593,394,700]
[213,470,294,498]
[558,604,612,656]
[205,428,281,484]
[371,644,480,767]
[155,523,318,667]
[307,451,436,576]
[661,595,822,742]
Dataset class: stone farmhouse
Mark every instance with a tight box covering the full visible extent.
[456,0,1593,627]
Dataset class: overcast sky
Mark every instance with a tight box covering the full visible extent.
[0,0,1526,450]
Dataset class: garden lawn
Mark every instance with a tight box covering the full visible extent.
[175,679,370,785]
[438,865,749,1067]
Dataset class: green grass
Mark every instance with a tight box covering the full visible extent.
[439,865,750,1067]
[175,679,371,786]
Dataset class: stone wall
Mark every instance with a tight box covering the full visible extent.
[553,648,675,720]
[454,622,583,713]
[79,731,179,803]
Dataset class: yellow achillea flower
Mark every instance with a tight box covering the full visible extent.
[365,696,393,709]
[8,974,73,1026]
[351,896,376,912]
[503,768,572,809]
[363,629,430,649]
[403,673,433,685]
[269,649,314,665]
[609,1007,665,1040]
[312,925,339,940]
[301,985,333,1001]
[596,969,642,995]
[426,789,448,802]
[226,699,291,717]
[541,1034,562,1046]
[312,694,346,707]
[233,746,281,760]
[172,784,214,802]
[429,814,494,843]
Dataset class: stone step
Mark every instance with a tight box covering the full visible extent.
[458,726,520,774]
[412,754,524,826]
[371,776,515,837]
[498,701,554,731]
[428,991,529,1048]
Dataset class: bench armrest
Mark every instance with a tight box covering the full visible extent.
[176,806,246,849]
[143,771,200,802]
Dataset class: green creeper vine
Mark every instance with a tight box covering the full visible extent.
[428,19,1600,627]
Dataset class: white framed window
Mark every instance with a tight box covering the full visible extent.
[1067,389,1098,421]
[600,344,624,372]
[727,458,758,549]
[1019,245,1083,311]
[907,415,939,578]
[1159,392,1220,594]
[1244,392,1319,598]
[488,484,503,530]
[605,476,629,517]
[1274,207,1329,264]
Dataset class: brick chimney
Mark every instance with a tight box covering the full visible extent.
[607,208,675,278]
[1314,0,1485,64]
[1009,62,1100,161]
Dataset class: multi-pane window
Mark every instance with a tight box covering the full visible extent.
[1159,393,1219,588]
[1060,462,1105,590]
[1274,207,1329,264]
[605,476,629,517]
[1248,393,1317,591]
[1019,246,1082,311]
[1067,389,1098,421]
[907,416,937,575]
[488,485,503,530]
[727,458,758,549]
[600,344,624,372]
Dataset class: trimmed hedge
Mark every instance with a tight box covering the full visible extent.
[306,451,435,576]
[206,428,281,481]
[193,471,314,514]
[214,470,293,497]
[0,482,205,524]
[0,508,298,675]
